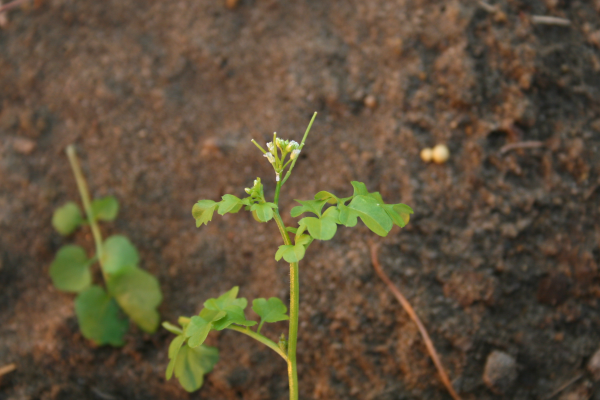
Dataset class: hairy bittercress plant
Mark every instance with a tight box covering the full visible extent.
[50,145,163,346]
[164,113,413,397]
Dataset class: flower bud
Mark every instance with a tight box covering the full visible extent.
[245,188,251,194]
[264,152,275,164]
[267,142,274,152]
[290,149,301,160]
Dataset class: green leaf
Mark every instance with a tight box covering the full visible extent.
[338,204,358,227]
[295,234,311,246]
[173,344,219,392]
[367,191,384,204]
[322,206,341,223]
[49,245,92,293]
[201,287,255,331]
[252,298,289,325]
[52,202,83,235]
[192,200,218,227]
[290,199,327,218]
[351,181,369,196]
[102,235,139,275]
[275,244,306,263]
[298,216,337,241]
[184,316,212,348]
[346,195,393,236]
[217,194,243,215]
[75,285,128,346]
[314,191,339,204]
[163,321,183,335]
[107,267,162,333]
[91,196,119,221]
[166,335,186,379]
[250,202,277,222]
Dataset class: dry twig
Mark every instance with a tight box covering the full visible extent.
[0,363,16,377]
[0,0,29,13]
[531,15,571,26]
[478,1,498,13]
[542,373,583,400]
[499,140,544,155]
[368,242,462,400]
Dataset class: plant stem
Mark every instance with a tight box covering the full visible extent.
[227,326,289,362]
[272,210,299,400]
[281,112,317,186]
[66,145,104,261]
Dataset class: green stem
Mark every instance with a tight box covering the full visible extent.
[66,145,105,265]
[281,112,317,186]
[273,210,299,400]
[227,325,288,362]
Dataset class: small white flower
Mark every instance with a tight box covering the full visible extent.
[276,172,280,181]
[264,152,275,164]
[290,149,301,160]
[267,142,274,152]
[245,188,251,194]
[286,140,299,152]
[254,179,258,186]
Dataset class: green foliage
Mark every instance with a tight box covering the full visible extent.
[102,235,140,275]
[177,117,414,397]
[252,297,289,332]
[172,343,219,392]
[51,147,163,348]
[49,245,92,292]
[107,267,162,333]
[92,196,119,221]
[192,200,219,227]
[52,202,83,235]
[75,285,129,346]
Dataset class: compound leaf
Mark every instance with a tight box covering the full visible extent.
[166,335,186,379]
[346,195,393,236]
[338,204,358,227]
[173,344,219,392]
[102,235,139,275]
[202,287,255,331]
[184,316,212,348]
[350,181,369,196]
[252,298,289,325]
[107,267,162,333]
[192,200,218,227]
[75,285,128,346]
[52,202,83,235]
[275,244,306,263]
[298,216,337,241]
[314,191,339,204]
[91,196,119,221]
[250,202,276,222]
[49,245,92,293]
[290,199,327,218]
[218,194,243,215]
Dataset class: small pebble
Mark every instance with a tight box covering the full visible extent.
[12,138,36,155]
[483,350,517,394]
[588,347,600,381]
[432,144,450,164]
[225,0,239,9]
[364,95,377,109]
[420,147,433,163]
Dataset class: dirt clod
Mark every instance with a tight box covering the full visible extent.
[588,348,600,381]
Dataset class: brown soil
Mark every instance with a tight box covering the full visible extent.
[1,1,599,399]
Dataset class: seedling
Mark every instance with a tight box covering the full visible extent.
[164,113,413,398]
[50,145,162,346]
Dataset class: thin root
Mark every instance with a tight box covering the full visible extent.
[542,373,583,400]
[368,242,462,400]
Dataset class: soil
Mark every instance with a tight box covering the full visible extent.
[1,0,600,399]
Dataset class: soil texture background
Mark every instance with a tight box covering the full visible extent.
[1,0,600,399]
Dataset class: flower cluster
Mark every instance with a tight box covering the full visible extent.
[252,134,302,182]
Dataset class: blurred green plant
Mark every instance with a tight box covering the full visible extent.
[164,113,412,396]
[50,145,163,346]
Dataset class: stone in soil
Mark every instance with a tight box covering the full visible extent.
[483,350,517,394]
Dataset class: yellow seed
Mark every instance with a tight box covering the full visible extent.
[420,148,433,163]
[432,144,450,164]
